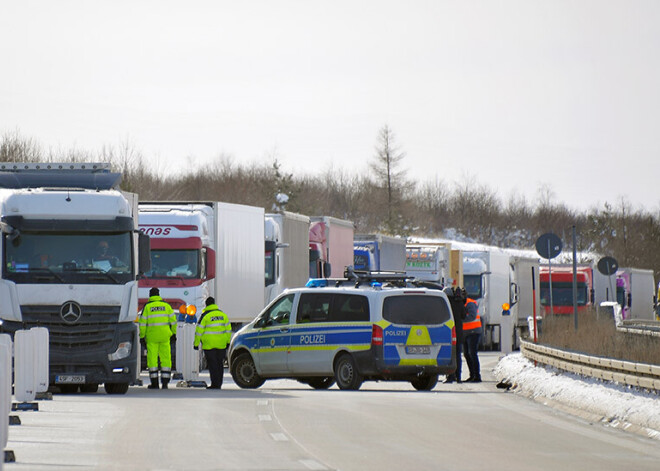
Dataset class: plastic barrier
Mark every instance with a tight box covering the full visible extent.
[180,324,200,382]
[527,316,543,341]
[175,323,185,375]
[0,334,12,460]
[14,330,36,403]
[32,328,49,393]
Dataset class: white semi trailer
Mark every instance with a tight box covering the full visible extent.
[265,211,310,305]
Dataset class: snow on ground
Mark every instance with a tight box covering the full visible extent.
[494,353,660,440]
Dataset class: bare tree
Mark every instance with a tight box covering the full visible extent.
[371,125,410,234]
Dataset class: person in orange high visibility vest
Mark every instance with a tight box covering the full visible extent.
[462,295,482,383]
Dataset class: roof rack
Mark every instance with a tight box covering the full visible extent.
[305,267,450,290]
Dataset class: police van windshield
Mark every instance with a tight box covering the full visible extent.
[3,232,133,284]
[382,295,451,325]
[145,249,200,279]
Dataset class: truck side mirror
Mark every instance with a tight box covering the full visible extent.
[323,262,331,278]
[590,289,595,305]
[627,292,632,308]
[509,282,519,307]
[137,232,151,275]
[206,247,216,280]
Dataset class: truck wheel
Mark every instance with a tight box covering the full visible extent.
[411,374,438,391]
[231,353,265,389]
[307,377,335,390]
[334,354,363,390]
[80,383,99,393]
[105,382,129,395]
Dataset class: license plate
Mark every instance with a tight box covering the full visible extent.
[55,375,86,384]
[405,346,430,355]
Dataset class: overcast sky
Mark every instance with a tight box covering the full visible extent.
[1,1,659,212]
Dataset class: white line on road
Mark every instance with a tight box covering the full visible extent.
[258,414,272,421]
[300,459,328,470]
[270,432,289,441]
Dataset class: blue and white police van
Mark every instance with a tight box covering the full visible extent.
[228,273,457,391]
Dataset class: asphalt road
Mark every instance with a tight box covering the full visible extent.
[5,352,660,471]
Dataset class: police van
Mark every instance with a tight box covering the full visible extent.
[228,272,457,391]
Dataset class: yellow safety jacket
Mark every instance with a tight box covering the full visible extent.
[194,304,231,350]
[139,295,176,343]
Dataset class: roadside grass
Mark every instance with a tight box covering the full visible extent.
[538,308,660,366]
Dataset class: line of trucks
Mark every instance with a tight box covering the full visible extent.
[0,163,657,394]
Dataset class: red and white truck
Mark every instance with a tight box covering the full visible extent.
[308,216,354,278]
[138,202,265,329]
[539,264,594,315]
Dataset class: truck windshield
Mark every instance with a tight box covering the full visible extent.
[463,274,483,299]
[3,232,133,284]
[539,282,588,306]
[145,249,200,279]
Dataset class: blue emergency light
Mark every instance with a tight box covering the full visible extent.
[306,278,328,288]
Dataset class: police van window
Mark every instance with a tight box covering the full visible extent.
[331,294,369,322]
[262,294,294,326]
[382,295,451,325]
[297,293,331,323]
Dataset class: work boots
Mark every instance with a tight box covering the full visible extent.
[161,378,169,390]
[147,378,159,389]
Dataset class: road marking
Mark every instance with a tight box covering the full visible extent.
[270,432,288,441]
[300,459,328,470]
[257,400,268,406]
[258,414,272,421]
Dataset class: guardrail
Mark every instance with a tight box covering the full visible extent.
[520,340,660,393]
[618,319,660,337]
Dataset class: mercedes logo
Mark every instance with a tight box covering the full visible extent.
[60,301,82,324]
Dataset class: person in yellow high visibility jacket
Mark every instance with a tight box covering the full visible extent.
[139,287,177,389]
[194,297,231,389]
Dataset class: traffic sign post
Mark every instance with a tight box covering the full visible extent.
[536,233,562,316]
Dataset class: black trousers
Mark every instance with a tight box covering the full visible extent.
[204,348,227,387]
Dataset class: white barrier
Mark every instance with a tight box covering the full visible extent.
[0,334,12,459]
[14,330,36,403]
[180,324,200,382]
[32,328,49,393]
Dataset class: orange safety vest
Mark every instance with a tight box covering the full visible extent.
[462,298,482,331]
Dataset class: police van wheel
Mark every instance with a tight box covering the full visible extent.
[307,377,335,390]
[411,375,438,391]
[105,382,129,395]
[334,354,363,391]
[231,353,265,389]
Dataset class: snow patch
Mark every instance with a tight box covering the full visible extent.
[494,353,660,438]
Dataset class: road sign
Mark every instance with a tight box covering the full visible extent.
[535,233,562,260]
[597,256,618,276]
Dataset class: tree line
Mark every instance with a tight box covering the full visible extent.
[2,129,659,281]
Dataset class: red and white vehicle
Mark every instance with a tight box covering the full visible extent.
[539,264,594,315]
[138,202,264,329]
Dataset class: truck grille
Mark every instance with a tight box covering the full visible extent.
[20,305,121,351]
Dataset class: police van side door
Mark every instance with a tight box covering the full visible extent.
[255,293,295,375]
[288,292,334,375]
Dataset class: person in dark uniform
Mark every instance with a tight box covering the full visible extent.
[444,286,466,383]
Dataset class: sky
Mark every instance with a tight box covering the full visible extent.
[1,1,659,212]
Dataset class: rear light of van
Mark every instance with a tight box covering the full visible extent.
[371,324,383,346]
[451,326,456,346]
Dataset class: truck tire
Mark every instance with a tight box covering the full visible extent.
[231,353,265,389]
[334,354,363,390]
[307,377,335,390]
[105,382,129,395]
[410,374,438,391]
